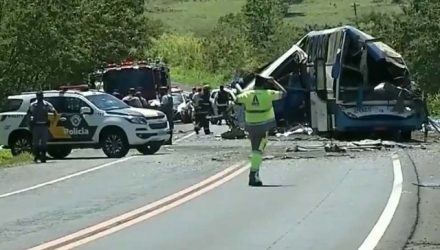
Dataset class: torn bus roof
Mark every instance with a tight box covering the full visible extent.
[299,25,406,69]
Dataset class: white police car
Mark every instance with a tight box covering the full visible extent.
[0,88,171,158]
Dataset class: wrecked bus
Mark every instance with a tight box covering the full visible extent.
[244,26,427,139]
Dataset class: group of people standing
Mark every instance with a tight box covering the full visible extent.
[26,74,286,187]
[112,88,148,108]
[112,87,174,145]
[189,84,235,134]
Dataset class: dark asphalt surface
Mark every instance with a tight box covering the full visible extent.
[0,123,435,250]
[79,155,393,250]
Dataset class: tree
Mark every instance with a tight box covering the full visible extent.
[203,13,259,74]
[0,0,163,104]
[358,0,440,93]
[242,0,286,53]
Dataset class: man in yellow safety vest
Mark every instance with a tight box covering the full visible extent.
[235,74,287,186]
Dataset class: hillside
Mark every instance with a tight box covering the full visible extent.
[145,0,400,35]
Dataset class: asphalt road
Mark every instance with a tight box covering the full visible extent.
[0,122,433,250]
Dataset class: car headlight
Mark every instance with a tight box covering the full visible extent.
[126,116,148,124]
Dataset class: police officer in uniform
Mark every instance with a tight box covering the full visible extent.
[193,85,212,135]
[215,85,232,125]
[135,91,148,108]
[28,91,57,163]
[189,87,197,100]
[123,88,143,108]
[159,86,174,145]
[235,75,286,186]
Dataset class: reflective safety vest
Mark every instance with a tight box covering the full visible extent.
[236,89,283,124]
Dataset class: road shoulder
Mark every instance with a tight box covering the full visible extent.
[375,150,419,250]
[403,148,440,250]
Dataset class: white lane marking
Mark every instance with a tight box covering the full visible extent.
[27,162,250,250]
[358,153,403,250]
[0,131,196,199]
[0,156,137,199]
[174,132,195,143]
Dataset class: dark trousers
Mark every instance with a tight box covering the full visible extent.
[194,113,210,134]
[31,125,49,161]
[166,113,174,145]
[217,106,227,124]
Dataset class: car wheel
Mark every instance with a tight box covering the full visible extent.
[101,131,129,158]
[48,146,72,159]
[136,143,161,155]
[10,134,32,156]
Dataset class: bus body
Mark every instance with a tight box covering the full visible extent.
[245,26,427,137]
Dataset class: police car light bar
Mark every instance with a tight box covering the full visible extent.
[59,85,89,92]
[20,90,63,95]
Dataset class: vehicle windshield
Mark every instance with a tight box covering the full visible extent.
[86,94,129,111]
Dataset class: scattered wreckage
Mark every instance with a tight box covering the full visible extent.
[237,26,428,141]
[258,139,429,161]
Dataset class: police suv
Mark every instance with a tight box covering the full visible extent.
[0,88,171,158]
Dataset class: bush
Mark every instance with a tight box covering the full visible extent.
[428,94,440,118]
[170,66,227,87]
[202,13,260,74]
[149,33,206,71]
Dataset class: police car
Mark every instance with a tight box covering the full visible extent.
[0,87,171,158]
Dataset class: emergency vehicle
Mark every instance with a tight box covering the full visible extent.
[90,60,171,101]
[0,85,171,158]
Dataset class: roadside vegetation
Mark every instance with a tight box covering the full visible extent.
[0,0,439,109]
[146,0,400,35]
[0,150,32,168]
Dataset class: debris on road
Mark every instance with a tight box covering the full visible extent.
[285,145,322,152]
[427,118,440,134]
[221,127,246,140]
[352,139,382,147]
[275,125,313,138]
[324,143,347,153]
[280,139,427,159]
[211,157,225,162]
[263,155,275,160]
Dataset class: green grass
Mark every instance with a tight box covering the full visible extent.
[146,0,244,35]
[285,0,400,27]
[146,0,401,35]
[0,149,33,168]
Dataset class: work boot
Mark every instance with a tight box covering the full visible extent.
[204,129,211,135]
[33,148,39,163]
[194,128,200,135]
[248,171,263,187]
[40,150,47,163]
